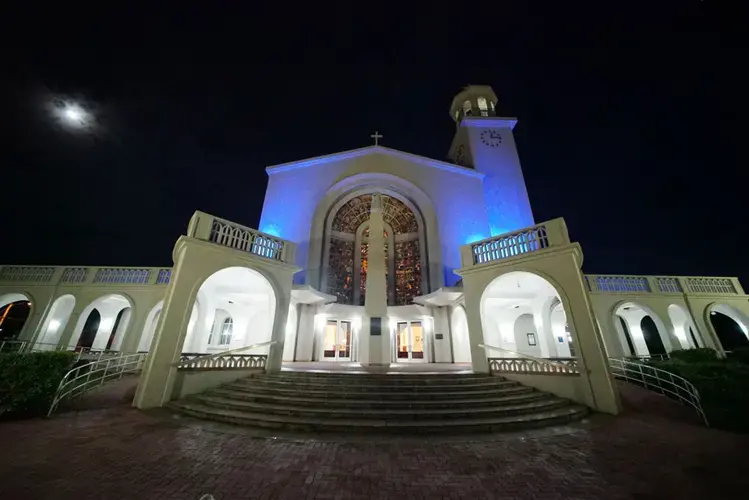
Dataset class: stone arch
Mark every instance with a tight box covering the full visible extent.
[612,301,672,356]
[69,293,135,351]
[180,266,279,355]
[450,305,471,363]
[308,172,443,291]
[138,300,164,352]
[706,303,749,351]
[35,294,76,349]
[0,292,34,341]
[479,270,575,359]
[667,304,701,349]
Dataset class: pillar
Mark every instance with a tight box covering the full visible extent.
[133,251,200,409]
[266,292,291,372]
[363,192,389,365]
[462,286,490,373]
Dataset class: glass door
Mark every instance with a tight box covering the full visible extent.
[322,319,352,361]
[395,321,425,362]
[337,321,352,361]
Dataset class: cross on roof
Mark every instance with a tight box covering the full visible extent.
[370,131,383,146]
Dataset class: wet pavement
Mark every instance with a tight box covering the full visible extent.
[0,380,748,499]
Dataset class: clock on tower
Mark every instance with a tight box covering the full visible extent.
[447,85,535,236]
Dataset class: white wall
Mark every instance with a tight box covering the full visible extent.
[260,151,490,288]
[513,313,541,358]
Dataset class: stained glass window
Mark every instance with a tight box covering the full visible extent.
[395,240,421,305]
[332,194,417,234]
[327,238,354,304]
[327,193,423,306]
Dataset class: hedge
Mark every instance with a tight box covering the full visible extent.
[0,351,77,419]
[652,359,749,433]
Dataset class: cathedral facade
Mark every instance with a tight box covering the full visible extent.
[2,85,748,412]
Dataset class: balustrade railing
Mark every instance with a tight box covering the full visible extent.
[175,340,276,371]
[609,357,708,426]
[48,352,147,416]
[488,357,580,375]
[0,265,173,286]
[187,211,296,263]
[479,344,580,375]
[460,218,570,267]
[178,353,268,370]
[585,274,743,296]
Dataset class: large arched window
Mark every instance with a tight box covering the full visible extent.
[325,193,425,306]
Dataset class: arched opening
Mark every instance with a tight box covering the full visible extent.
[70,294,132,351]
[180,267,277,355]
[35,294,76,349]
[76,309,101,350]
[618,317,637,356]
[614,302,671,356]
[667,304,700,349]
[324,192,425,306]
[106,307,132,350]
[0,293,32,341]
[139,300,200,353]
[708,304,749,351]
[640,316,667,355]
[549,300,574,357]
[480,271,573,359]
[282,305,298,362]
[450,306,471,363]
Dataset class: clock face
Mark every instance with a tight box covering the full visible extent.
[480,130,502,148]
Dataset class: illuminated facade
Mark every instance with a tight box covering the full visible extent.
[6,84,747,391]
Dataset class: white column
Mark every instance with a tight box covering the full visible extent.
[363,192,389,365]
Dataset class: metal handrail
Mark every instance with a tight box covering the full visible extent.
[479,343,579,371]
[609,357,708,426]
[0,340,29,353]
[48,352,147,416]
[172,340,277,366]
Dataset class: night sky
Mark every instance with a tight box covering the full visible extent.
[3,2,746,283]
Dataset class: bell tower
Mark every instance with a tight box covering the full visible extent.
[447,85,535,236]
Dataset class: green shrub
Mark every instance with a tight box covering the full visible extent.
[0,351,77,418]
[727,346,749,365]
[652,359,749,432]
[668,348,719,363]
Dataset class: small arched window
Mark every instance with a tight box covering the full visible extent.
[489,100,495,112]
[219,317,233,345]
[462,100,472,116]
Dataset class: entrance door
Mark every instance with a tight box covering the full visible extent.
[322,320,352,361]
[396,321,425,362]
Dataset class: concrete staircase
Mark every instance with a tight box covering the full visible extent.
[169,371,589,434]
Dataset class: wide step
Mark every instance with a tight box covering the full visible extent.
[169,372,589,434]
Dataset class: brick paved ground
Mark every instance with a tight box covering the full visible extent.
[1,381,748,500]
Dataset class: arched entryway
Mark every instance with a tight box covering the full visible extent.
[70,294,133,351]
[35,294,76,349]
[549,300,574,357]
[708,304,749,351]
[667,304,700,349]
[613,302,671,356]
[480,271,574,359]
[0,293,32,341]
[450,305,471,363]
[180,267,277,355]
[139,300,200,353]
